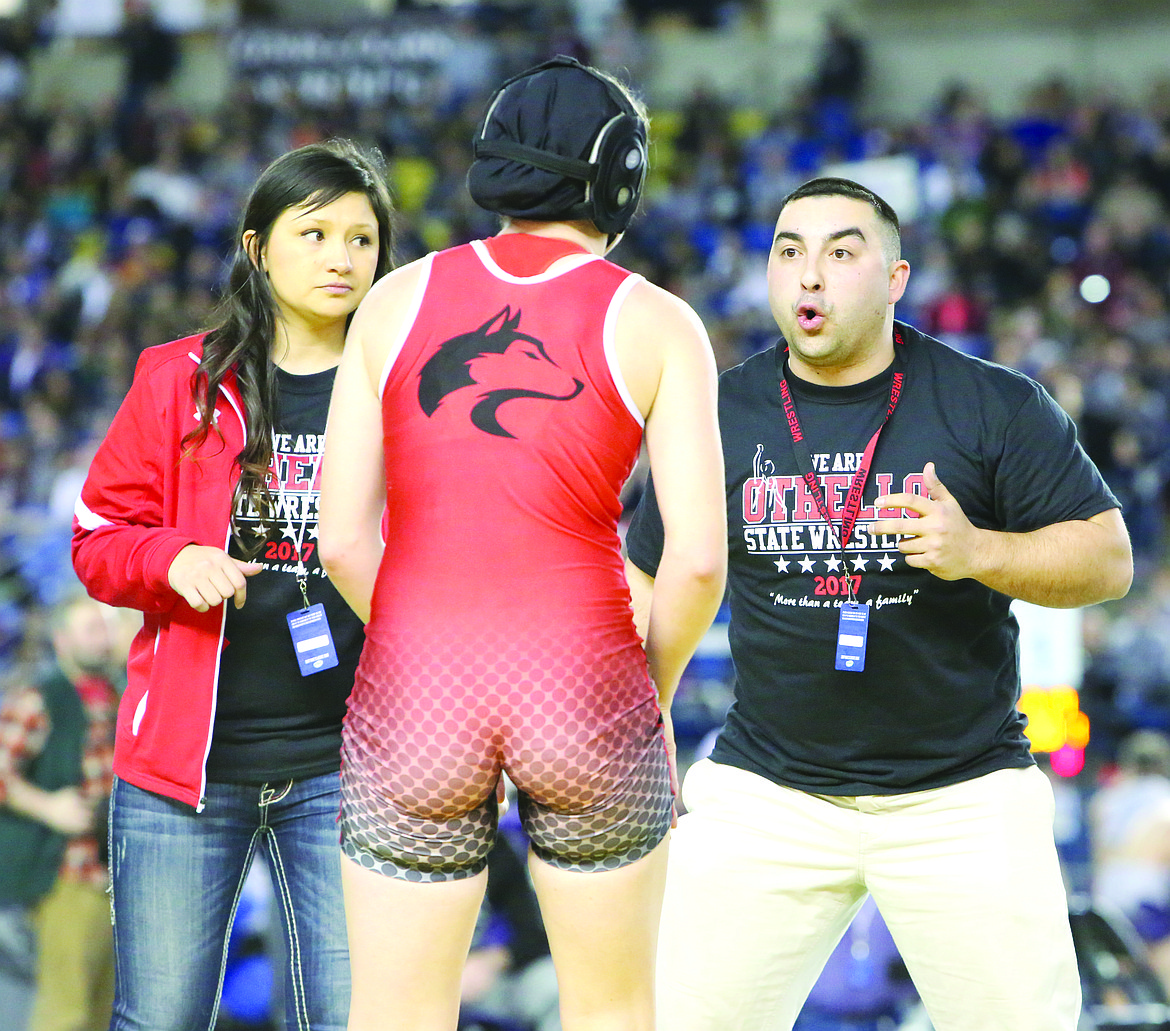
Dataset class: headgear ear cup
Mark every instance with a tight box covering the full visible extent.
[585,112,647,235]
[470,56,648,236]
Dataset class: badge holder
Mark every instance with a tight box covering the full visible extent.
[779,360,902,676]
[835,600,869,672]
[287,578,339,677]
[283,453,338,676]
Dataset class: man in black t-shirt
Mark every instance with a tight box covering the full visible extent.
[626,177,1133,1031]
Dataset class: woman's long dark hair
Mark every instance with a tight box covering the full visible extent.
[182,139,395,556]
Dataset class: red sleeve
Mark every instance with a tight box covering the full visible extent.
[72,350,197,613]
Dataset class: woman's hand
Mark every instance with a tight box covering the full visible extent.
[167,545,262,612]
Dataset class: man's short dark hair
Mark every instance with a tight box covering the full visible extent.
[779,177,901,261]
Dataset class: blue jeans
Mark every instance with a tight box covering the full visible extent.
[108,773,350,1031]
[0,904,34,1031]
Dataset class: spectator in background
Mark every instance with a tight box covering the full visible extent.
[1009,76,1074,168]
[0,307,71,416]
[1102,425,1168,562]
[809,12,867,151]
[115,0,180,161]
[673,80,733,164]
[124,121,206,256]
[1017,138,1093,241]
[120,0,179,93]
[0,15,31,105]
[1090,729,1170,997]
[811,13,866,110]
[929,83,994,176]
[1088,567,1170,740]
[0,591,119,1031]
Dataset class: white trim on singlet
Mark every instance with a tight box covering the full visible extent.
[602,272,646,428]
[378,252,436,399]
[469,238,601,284]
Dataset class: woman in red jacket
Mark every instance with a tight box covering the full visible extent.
[73,139,394,1031]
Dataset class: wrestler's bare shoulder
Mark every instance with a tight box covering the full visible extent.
[613,277,715,415]
[618,276,710,355]
[353,256,430,321]
[347,257,432,376]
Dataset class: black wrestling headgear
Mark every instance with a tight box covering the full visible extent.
[468,55,648,237]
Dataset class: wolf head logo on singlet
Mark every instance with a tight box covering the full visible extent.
[417,306,584,438]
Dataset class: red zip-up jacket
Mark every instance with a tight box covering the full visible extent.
[73,334,244,810]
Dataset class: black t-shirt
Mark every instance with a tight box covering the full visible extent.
[626,322,1119,795]
[208,366,364,784]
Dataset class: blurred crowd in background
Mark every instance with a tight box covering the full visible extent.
[2,1,1170,1022]
[1,0,1169,758]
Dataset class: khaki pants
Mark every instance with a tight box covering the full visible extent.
[30,878,114,1031]
[656,761,1081,1031]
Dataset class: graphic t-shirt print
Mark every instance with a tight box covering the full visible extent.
[233,432,324,574]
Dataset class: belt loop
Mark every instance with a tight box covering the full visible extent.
[258,778,294,812]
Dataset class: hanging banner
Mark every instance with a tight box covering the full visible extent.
[229,17,461,108]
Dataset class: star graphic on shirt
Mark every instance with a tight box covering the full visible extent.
[281,519,298,541]
[851,555,870,572]
[774,556,790,573]
[878,554,896,571]
[254,521,270,538]
[308,523,319,540]
[824,555,842,572]
[798,555,816,573]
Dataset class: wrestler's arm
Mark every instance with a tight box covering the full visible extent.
[319,263,424,623]
[626,559,653,645]
[616,281,726,710]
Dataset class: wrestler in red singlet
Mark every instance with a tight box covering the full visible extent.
[340,232,672,881]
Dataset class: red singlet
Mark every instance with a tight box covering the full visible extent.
[340,235,671,880]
